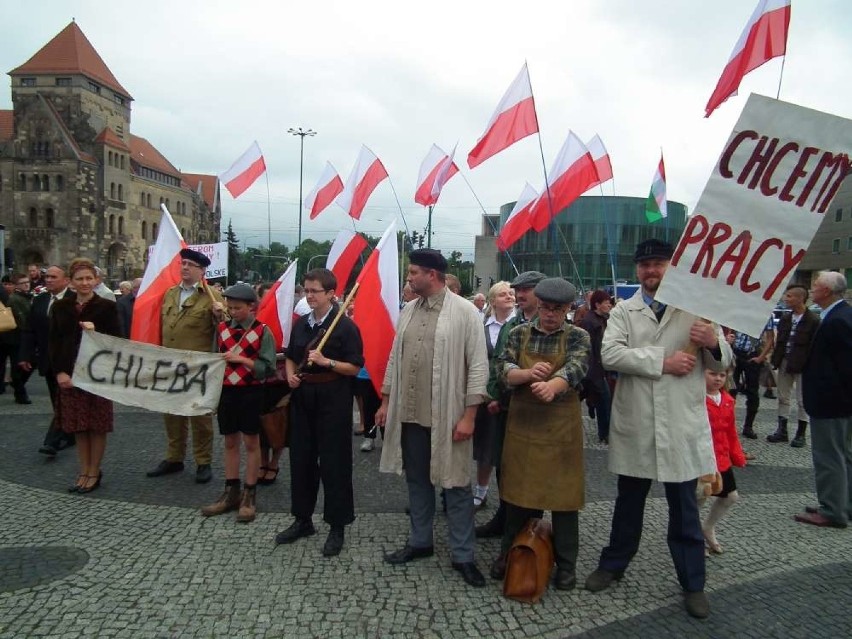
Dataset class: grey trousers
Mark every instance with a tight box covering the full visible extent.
[810,416,852,525]
[401,422,476,563]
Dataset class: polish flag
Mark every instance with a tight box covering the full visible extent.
[586,134,614,186]
[255,260,298,348]
[353,221,399,395]
[415,144,459,206]
[327,229,369,292]
[130,205,187,344]
[496,183,538,252]
[337,146,389,220]
[705,0,791,118]
[305,162,344,220]
[219,141,267,199]
[530,132,599,232]
[467,63,539,169]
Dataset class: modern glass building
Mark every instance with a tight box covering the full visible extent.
[474,195,688,291]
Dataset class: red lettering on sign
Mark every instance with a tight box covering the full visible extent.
[710,230,752,285]
[719,130,758,179]
[671,214,709,267]
[740,238,783,293]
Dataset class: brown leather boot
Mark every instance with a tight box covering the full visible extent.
[201,482,241,517]
[236,486,257,523]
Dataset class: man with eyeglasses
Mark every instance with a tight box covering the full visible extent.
[146,248,223,484]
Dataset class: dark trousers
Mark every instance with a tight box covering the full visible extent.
[598,474,705,592]
[732,353,761,416]
[355,378,382,440]
[501,506,579,572]
[42,373,74,449]
[288,379,355,528]
[0,343,31,398]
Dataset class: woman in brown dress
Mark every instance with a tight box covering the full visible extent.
[49,258,121,493]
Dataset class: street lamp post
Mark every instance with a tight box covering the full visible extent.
[287,127,317,252]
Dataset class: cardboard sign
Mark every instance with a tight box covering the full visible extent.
[656,94,852,336]
[148,241,228,280]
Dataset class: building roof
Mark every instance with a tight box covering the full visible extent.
[94,127,130,152]
[182,173,219,210]
[40,94,97,164]
[129,134,181,179]
[9,21,132,99]
[0,110,12,142]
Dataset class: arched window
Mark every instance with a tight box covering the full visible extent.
[55,175,63,191]
[152,222,158,240]
[141,220,147,240]
[140,192,145,205]
[120,155,125,170]
[108,214,115,234]
[118,184,123,201]
[19,173,27,191]
[41,175,49,191]
[118,216,124,235]
[29,207,38,227]
[110,183,116,199]
[108,151,112,166]
[159,196,164,206]
[181,227,186,238]
[166,198,170,210]
[146,194,151,208]
[46,208,54,228]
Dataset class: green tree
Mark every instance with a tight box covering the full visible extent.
[225,219,241,284]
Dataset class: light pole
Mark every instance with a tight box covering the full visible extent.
[306,253,329,271]
[288,127,316,251]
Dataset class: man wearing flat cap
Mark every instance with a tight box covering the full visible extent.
[490,277,590,590]
[147,247,224,484]
[377,248,490,588]
[585,239,732,619]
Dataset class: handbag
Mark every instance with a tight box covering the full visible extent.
[503,518,554,604]
[260,394,289,450]
[0,300,16,333]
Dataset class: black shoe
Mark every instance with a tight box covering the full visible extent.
[15,395,32,405]
[684,591,710,619]
[475,517,504,539]
[554,568,577,591]
[322,528,345,557]
[585,569,623,592]
[39,445,58,457]
[489,555,506,580]
[275,519,316,545]
[452,562,486,588]
[195,464,212,484]
[383,545,434,565]
[146,461,185,477]
[741,428,757,440]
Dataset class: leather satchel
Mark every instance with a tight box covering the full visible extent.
[503,518,554,604]
[260,394,290,450]
[0,300,16,333]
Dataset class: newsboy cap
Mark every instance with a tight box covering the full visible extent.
[409,248,448,273]
[510,271,547,289]
[223,283,257,303]
[633,238,674,263]
[180,247,211,268]
[534,278,577,305]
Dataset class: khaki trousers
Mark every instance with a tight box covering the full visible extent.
[777,357,808,422]
[163,414,214,465]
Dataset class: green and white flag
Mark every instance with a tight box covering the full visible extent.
[645,153,667,223]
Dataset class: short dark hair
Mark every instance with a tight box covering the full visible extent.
[785,283,809,301]
[589,289,613,311]
[12,272,28,283]
[304,268,337,292]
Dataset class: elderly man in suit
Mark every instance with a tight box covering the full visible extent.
[795,271,852,529]
[116,278,141,338]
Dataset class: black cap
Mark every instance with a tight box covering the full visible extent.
[180,248,211,268]
[633,239,674,263]
[534,278,577,305]
[409,248,448,273]
[223,283,257,302]
[510,270,547,289]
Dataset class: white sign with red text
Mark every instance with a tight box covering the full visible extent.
[148,241,228,280]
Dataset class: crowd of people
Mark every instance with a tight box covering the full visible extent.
[2,240,850,619]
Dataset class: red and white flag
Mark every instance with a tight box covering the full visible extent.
[130,205,187,344]
[353,221,399,395]
[415,144,459,206]
[327,229,368,291]
[219,141,267,199]
[305,162,344,220]
[255,260,298,349]
[496,183,538,252]
[586,134,614,186]
[337,145,389,220]
[467,63,539,169]
[530,132,598,232]
[705,0,791,118]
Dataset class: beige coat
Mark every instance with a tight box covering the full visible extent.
[602,290,732,483]
[380,290,488,488]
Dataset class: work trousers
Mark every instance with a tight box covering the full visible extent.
[777,358,808,422]
[810,417,852,526]
[163,414,214,465]
[502,506,575,572]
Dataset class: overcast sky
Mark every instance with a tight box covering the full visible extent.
[3,0,850,259]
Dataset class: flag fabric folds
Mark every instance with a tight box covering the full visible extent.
[705,0,791,118]
[305,162,344,220]
[415,144,459,206]
[255,260,298,349]
[586,134,614,186]
[352,221,399,395]
[496,183,539,252]
[467,63,539,169]
[130,205,186,344]
[326,229,368,291]
[645,153,667,223]
[219,141,267,199]
[337,146,389,220]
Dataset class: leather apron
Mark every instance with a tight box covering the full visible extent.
[500,326,585,512]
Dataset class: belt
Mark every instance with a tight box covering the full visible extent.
[734,349,758,358]
[300,371,341,384]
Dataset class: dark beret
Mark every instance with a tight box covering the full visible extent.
[223,283,257,303]
[633,239,674,263]
[409,248,448,273]
[510,271,547,289]
[534,278,577,305]
[180,248,211,268]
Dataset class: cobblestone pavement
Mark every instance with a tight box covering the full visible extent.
[0,377,848,638]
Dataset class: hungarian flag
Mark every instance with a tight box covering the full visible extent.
[255,260,298,349]
[352,221,399,395]
[645,153,667,223]
[305,162,344,220]
[130,205,187,344]
[496,183,538,252]
[326,229,368,292]
[586,134,614,186]
[337,145,389,220]
[467,63,538,169]
[415,144,459,206]
[705,0,791,118]
[219,141,267,199]
[529,132,598,232]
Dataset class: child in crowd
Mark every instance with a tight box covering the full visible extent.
[702,368,747,554]
[201,283,277,523]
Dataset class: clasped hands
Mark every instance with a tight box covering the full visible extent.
[663,320,719,376]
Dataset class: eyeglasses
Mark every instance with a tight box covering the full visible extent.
[304,288,328,295]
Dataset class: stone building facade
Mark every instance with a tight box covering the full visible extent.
[0,21,220,284]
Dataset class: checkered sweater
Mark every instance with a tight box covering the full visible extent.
[217,319,265,386]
